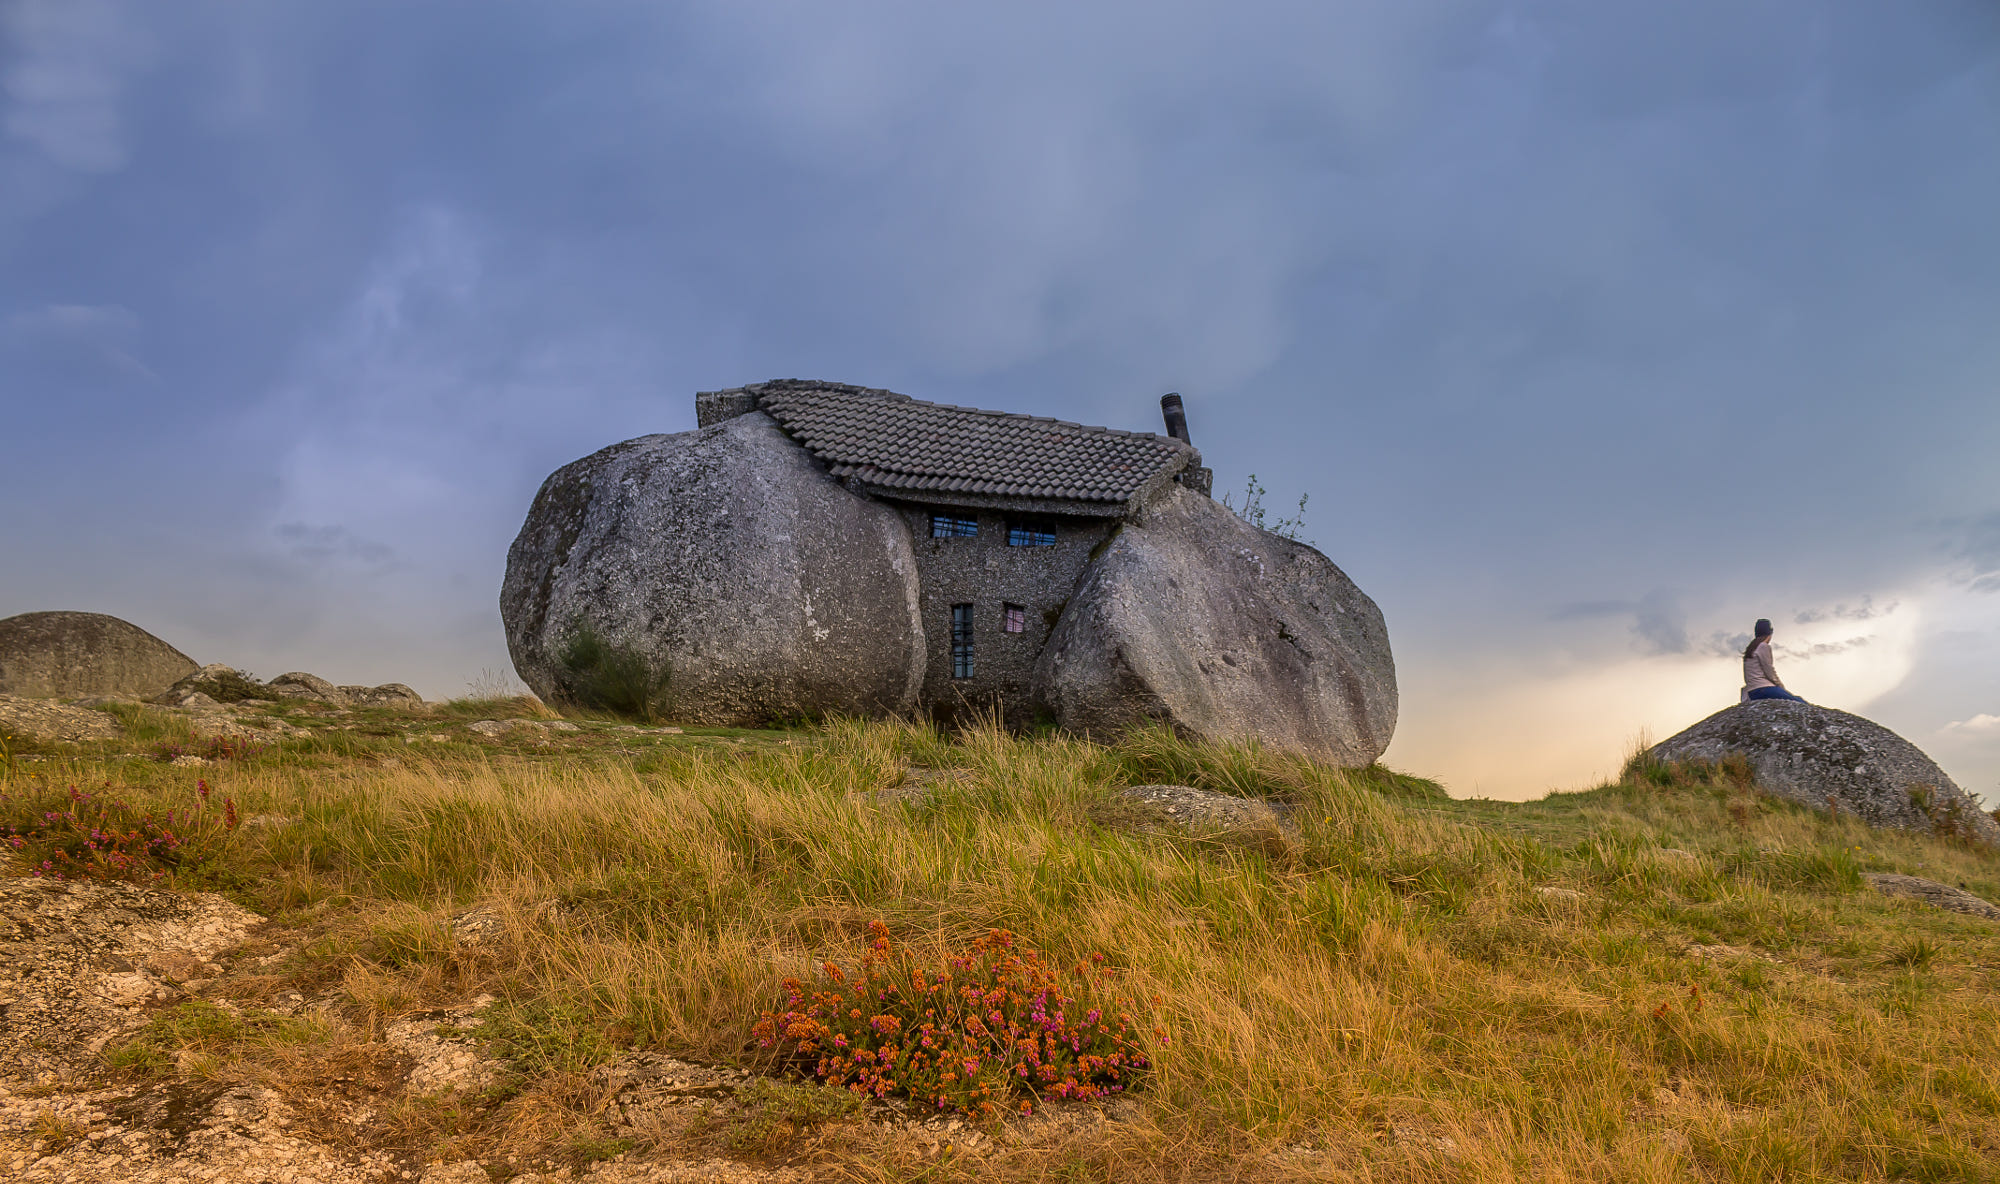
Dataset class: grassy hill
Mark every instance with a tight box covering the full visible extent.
[5,700,2000,1181]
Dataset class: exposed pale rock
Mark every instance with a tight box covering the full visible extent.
[0,877,262,1083]
[384,999,502,1094]
[502,412,926,725]
[0,611,197,699]
[1034,485,1396,764]
[0,694,123,742]
[468,718,573,737]
[1649,702,2000,844]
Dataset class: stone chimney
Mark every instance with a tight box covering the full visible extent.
[1161,393,1212,496]
[695,388,759,427]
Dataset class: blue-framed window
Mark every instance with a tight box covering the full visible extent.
[931,514,979,538]
[951,604,975,678]
[1007,522,1056,547]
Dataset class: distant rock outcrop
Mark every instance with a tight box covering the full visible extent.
[1649,701,2000,844]
[0,611,197,699]
[1032,486,1397,766]
[501,412,926,725]
[156,664,423,709]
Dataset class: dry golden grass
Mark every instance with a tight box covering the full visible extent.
[8,714,2000,1180]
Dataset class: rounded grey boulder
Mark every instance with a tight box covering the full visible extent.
[1032,486,1397,765]
[0,611,197,699]
[501,412,925,724]
[1649,701,2000,844]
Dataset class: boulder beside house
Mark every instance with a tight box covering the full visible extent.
[502,380,1399,764]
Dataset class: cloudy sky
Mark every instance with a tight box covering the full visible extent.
[4,1,1997,800]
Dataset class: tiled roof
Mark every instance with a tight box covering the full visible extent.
[746,380,1190,505]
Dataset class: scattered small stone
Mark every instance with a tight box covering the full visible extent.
[450,907,507,946]
[1685,943,1779,963]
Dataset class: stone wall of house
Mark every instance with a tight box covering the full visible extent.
[894,504,1115,725]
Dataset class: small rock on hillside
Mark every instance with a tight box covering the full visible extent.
[1034,485,1397,765]
[340,682,423,706]
[0,611,197,699]
[1093,783,1301,859]
[1649,701,2000,845]
[1865,874,2000,921]
[501,412,926,725]
[156,663,269,705]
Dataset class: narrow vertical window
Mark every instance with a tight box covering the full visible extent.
[950,603,975,678]
[1003,603,1026,634]
[931,514,979,538]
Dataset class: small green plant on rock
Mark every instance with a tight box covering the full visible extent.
[705,1079,863,1155]
[753,922,1159,1116]
[556,620,673,723]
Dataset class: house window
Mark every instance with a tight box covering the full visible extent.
[931,514,979,538]
[951,604,975,678]
[1007,522,1056,546]
[1003,604,1026,634]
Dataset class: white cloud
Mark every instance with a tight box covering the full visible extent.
[1943,714,2000,735]
[2,0,150,173]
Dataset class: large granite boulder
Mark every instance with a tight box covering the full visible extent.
[501,412,925,724]
[0,611,197,699]
[1032,486,1397,765]
[1649,701,2000,844]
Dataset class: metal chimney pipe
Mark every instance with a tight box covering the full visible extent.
[1160,392,1192,445]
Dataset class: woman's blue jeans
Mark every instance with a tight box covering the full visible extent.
[1747,686,1807,703]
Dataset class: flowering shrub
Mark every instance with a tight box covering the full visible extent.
[153,736,268,763]
[1,780,239,882]
[752,922,1161,1116]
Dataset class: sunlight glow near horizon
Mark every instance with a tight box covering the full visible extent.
[1384,597,1927,801]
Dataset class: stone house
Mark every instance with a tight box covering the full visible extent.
[503,380,1396,763]
[692,381,1212,721]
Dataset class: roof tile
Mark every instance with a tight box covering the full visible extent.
[742,380,1188,505]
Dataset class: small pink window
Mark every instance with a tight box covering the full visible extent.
[1003,604,1026,634]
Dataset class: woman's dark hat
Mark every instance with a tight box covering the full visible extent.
[1754,618,1774,637]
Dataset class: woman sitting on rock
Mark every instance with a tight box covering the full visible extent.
[1742,619,1806,703]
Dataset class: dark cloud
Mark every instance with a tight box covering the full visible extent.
[1553,592,1688,655]
[1,1,1997,791]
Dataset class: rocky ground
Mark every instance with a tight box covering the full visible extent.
[0,870,1158,1184]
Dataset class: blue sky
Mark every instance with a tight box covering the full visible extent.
[4,1,1998,799]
